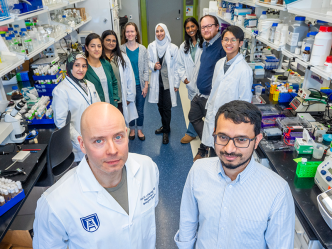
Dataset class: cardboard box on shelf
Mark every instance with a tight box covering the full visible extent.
[0,230,32,249]
[66,8,86,21]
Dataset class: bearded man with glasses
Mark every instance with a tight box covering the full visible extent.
[175,100,295,249]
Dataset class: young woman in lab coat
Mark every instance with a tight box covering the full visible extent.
[120,22,149,141]
[101,30,138,127]
[148,23,179,144]
[52,52,100,162]
[202,26,253,150]
[84,33,119,107]
[177,17,203,144]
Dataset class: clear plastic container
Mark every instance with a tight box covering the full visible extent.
[259,11,267,20]
[274,23,284,46]
[310,26,332,66]
[313,144,324,159]
[279,25,289,47]
[285,16,309,53]
[5,37,15,52]
[301,32,318,54]
[269,23,278,42]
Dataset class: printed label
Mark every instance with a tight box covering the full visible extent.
[286,32,299,47]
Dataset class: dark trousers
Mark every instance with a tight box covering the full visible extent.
[189,94,209,153]
[117,102,123,114]
[157,81,172,133]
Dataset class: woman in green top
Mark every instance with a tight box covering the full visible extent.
[84,33,119,107]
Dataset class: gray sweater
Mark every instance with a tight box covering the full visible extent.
[120,43,149,90]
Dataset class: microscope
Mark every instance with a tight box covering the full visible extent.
[0,99,27,145]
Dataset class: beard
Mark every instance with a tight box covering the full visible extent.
[218,147,255,170]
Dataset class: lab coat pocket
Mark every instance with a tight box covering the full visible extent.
[139,207,156,248]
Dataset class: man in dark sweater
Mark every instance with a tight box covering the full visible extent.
[188,14,226,161]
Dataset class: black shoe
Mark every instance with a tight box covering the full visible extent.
[138,135,145,141]
[129,134,135,140]
[163,133,169,144]
[155,126,164,134]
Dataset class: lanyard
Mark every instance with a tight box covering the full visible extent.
[66,76,92,105]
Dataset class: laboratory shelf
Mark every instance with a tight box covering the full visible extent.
[72,16,92,30]
[68,0,85,5]
[46,2,69,11]
[16,39,55,60]
[54,32,68,42]
[294,57,310,69]
[0,17,15,26]
[16,8,49,20]
[239,0,257,6]
[287,7,332,24]
[255,1,287,10]
[215,14,233,24]
[0,53,25,78]
[311,66,331,80]
[256,36,282,51]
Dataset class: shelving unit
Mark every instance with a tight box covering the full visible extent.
[0,53,25,78]
[16,8,49,21]
[72,16,92,30]
[256,36,283,50]
[255,1,286,10]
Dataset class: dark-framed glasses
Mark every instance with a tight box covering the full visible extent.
[213,133,256,148]
[201,24,216,30]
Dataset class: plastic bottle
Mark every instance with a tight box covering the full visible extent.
[324,56,332,72]
[259,11,267,20]
[5,37,15,52]
[311,20,328,32]
[273,89,280,101]
[310,26,332,66]
[302,46,311,62]
[285,16,309,53]
[279,25,289,47]
[13,25,20,33]
[7,27,14,35]
[301,32,318,54]
[295,42,302,55]
[274,23,284,45]
[269,23,278,42]
[0,196,5,206]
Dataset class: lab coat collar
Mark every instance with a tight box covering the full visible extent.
[77,154,141,219]
[220,53,244,77]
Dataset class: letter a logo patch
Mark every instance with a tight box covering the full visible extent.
[80,213,100,233]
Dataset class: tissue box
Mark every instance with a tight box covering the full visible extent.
[294,138,314,154]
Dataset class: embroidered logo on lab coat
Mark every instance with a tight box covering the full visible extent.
[140,187,156,205]
[80,213,100,232]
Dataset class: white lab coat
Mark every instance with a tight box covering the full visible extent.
[52,77,100,162]
[176,41,202,101]
[148,41,179,107]
[33,153,159,249]
[202,54,253,147]
[117,53,138,125]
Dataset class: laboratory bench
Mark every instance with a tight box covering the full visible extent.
[255,91,332,248]
[0,128,54,242]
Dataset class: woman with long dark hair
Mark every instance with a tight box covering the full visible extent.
[84,33,119,107]
[177,17,203,144]
[101,30,138,127]
[120,22,149,141]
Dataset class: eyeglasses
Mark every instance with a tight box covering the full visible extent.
[213,133,256,148]
[201,24,216,30]
[222,38,238,43]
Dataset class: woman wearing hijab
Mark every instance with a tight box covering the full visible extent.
[148,23,179,144]
[52,52,100,162]
[101,30,138,129]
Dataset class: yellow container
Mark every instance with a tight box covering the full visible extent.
[273,90,280,101]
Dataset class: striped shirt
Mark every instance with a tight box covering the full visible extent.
[174,156,295,249]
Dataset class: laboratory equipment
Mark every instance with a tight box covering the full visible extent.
[0,99,27,145]
[317,189,332,230]
[315,158,332,192]
[269,23,278,43]
[263,127,282,140]
[255,85,263,95]
[310,26,332,66]
[301,32,317,54]
[294,129,315,154]
[311,20,328,32]
[313,144,325,159]
[290,97,326,113]
[273,23,284,46]
[324,56,332,72]
[276,116,312,132]
[285,16,309,53]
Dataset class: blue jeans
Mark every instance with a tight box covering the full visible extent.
[129,84,145,130]
[186,122,198,137]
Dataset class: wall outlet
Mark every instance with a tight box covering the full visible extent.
[129,15,132,19]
